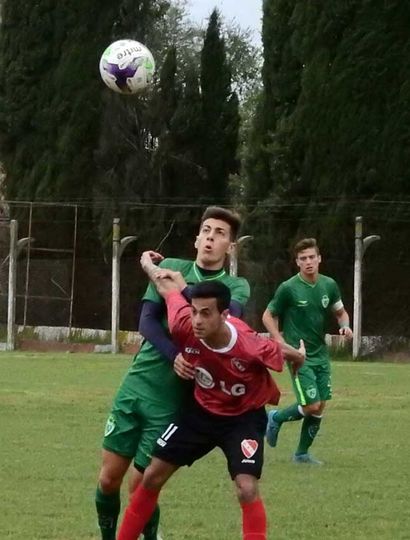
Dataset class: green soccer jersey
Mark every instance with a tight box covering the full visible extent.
[267,273,342,365]
[124,258,250,405]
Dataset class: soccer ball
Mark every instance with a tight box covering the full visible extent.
[99,39,155,94]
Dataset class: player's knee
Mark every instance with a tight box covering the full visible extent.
[303,402,321,415]
[98,469,123,493]
[99,450,132,493]
[141,464,167,491]
[235,475,259,504]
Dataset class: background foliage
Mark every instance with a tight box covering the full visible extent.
[0,1,409,335]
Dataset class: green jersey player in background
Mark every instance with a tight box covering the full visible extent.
[262,238,353,464]
[95,206,250,540]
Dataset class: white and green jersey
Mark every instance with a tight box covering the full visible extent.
[266,273,343,365]
[125,258,250,405]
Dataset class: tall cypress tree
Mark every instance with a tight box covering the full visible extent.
[243,0,410,335]
[200,9,239,202]
[247,0,410,204]
[166,66,206,197]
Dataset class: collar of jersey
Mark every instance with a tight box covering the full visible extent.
[193,263,226,281]
[297,273,318,288]
[199,320,238,353]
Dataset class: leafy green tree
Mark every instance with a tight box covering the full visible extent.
[0,0,169,203]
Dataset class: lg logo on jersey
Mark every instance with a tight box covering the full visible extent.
[195,367,246,396]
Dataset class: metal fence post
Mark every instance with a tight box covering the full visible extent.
[229,235,253,277]
[7,220,18,350]
[111,218,137,353]
[353,216,381,358]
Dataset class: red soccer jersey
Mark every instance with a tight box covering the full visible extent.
[165,291,284,416]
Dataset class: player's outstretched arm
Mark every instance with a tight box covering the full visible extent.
[140,251,187,297]
[262,309,285,344]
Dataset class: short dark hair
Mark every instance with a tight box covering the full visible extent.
[190,281,231,312]
[200,206,241,241]
[293,237,320,257]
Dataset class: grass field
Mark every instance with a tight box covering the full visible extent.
[1,352,409,539]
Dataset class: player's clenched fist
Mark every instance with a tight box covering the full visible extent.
[174,353,195,380]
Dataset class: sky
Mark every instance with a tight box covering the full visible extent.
[187,0,263,45]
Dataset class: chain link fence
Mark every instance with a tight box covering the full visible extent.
[0,200,409,346]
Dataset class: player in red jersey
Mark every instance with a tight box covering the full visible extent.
[118,252,305,540]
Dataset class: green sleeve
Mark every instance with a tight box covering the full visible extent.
[266,282,290,317]
[141,280,161,304]
[329,278,342,307]
[230,277,250,306]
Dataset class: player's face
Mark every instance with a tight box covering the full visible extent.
[296,247,321,279]
[190,297,226,340]
[195,218,234,269]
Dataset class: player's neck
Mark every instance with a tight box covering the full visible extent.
[202,323,232,349]
[195,259,225,272]
[299,271,319,284]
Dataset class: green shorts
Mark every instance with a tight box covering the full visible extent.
[289,362,332,406]
[102,382,180,470]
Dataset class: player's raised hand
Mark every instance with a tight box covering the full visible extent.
[140,251,165,283]
[155,269,187,291]
[174,353,195,380]
[140,250,164,266]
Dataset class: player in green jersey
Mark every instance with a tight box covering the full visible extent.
[95,206,250,540]
[262,238,353,464]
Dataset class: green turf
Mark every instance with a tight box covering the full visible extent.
[0,352,409,539]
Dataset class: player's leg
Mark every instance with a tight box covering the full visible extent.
[96,449,132,540]
[96,390,141,540]
[266,363,314,447]
[118,458,179,540]
[235,474,267,540]
[119,403,214,540]
[221,407,268,540]
[293,400,325,463]
[129,466,161,540]
[127,399,182,540]
[294,363,331,463]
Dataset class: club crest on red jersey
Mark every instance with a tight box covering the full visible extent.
[241,439,258,458]
[231,358,246,372]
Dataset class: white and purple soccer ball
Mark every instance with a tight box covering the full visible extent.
[99,39,155,94]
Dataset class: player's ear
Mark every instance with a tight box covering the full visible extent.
[194,236,199,249]
[317,254,322,264]
[226,242,235,255]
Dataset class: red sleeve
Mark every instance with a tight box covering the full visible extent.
[260,338,284,372]
[164,290,192,342]
[232,317,284,372]
[247,334,284,372]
